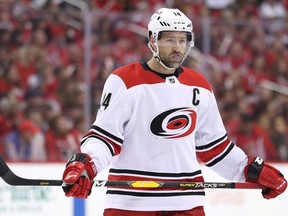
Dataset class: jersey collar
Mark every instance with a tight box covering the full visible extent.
[141,62,184,78]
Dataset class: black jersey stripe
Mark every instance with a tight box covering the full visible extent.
[91,125,123,144]
[205,142,235,167]
[107,190,205,197]
[81,135,114,156]
[109,168,202,178]
[196,133,227,151]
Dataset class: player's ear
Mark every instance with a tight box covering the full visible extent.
[149,36,157,51]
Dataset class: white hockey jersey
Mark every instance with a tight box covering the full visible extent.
[81,62,248,211]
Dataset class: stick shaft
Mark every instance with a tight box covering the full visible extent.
[0,155,263,189]
[93,180,263,189]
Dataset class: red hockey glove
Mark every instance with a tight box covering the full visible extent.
[62,153,97,198]
[244,156,287,199]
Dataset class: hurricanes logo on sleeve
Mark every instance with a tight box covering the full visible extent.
[150,107,197,139]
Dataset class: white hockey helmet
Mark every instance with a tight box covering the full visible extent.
[148,8,194,45]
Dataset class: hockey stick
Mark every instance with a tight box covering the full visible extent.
[0,155,264,189]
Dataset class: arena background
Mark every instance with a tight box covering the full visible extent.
[0,0,287,215]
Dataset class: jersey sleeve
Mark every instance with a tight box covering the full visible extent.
[81,74,130,172]
[195,89,248,181]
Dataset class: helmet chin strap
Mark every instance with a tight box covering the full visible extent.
[155,56,177,70]
[148,42,177,70]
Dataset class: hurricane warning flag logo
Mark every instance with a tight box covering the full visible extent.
[150,107,196,139]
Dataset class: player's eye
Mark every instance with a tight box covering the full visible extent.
[165,38,175,43]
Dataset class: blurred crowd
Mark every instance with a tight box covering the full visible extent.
[0,0,287,162]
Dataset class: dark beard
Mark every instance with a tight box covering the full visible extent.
[161,58,182,69]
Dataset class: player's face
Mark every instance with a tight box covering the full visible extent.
[157,31,188,68]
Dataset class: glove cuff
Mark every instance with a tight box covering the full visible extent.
[66,153,92,166]
[66,153,97,179]
[244,156,264,181]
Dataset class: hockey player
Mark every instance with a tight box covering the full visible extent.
[62,8,287,216]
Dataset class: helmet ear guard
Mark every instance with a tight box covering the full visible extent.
[187,32,193,42]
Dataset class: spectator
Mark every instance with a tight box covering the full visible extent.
[241,54,271,94]
[45,114,80,161]
[3,119,46,161]
[259,0,286,19]
[271,116,288,161]
[228,113,279,161]
[259,0,287,33]
[0,64,23,99]
[0,96,18,147]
